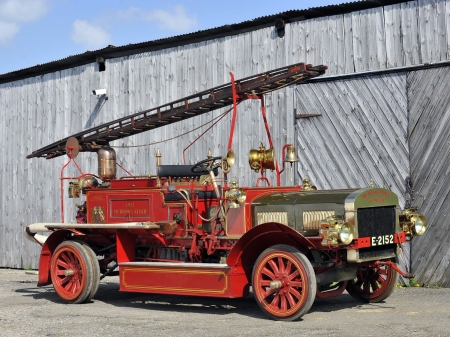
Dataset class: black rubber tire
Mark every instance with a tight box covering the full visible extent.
[78,242,100,302]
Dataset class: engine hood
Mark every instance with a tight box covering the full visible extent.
[252,187,398,207]
[251,187,399,235]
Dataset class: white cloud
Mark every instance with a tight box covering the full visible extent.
[117,5,197,33]
[0,21,19,46]
[0,0,48,47]
[73,5,197,51]
[0,0,48,22]
[148,5,196,32]
[71,20,111,50]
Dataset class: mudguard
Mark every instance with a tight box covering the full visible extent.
[227,222,315,280]
[37,230,74,286]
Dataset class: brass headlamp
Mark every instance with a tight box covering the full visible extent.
[68,176,98,198]
[225,180,247,208]
[68,181,81,198]
[320,215,354,246]
[400,208,427,236]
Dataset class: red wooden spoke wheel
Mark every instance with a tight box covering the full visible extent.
[346,262,399,303]
[252,245,316,321]
[50,241,94,304]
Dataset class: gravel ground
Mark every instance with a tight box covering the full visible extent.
[0,268,449,337]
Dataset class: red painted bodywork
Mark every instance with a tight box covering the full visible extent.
[79,180,310,296]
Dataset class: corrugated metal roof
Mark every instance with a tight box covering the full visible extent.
[0,0,411,84]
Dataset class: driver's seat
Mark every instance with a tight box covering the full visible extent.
[157,165,218,179]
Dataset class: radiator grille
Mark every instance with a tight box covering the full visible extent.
[257,212,288,226]
[303,210,335,230]
[357,206,396,237]
[357,206,397,261]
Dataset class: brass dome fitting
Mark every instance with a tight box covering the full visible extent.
[98,146,117,180]
[302,177,317,191]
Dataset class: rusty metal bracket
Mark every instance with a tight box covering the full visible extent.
[374,260,415,278]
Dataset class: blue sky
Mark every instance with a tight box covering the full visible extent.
[0,0,341,75]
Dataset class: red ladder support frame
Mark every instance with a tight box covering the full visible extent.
[227,73,282,186]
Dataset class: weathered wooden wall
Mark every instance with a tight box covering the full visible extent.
[294,74,409,198]
[295,64,450,287]
[409,67,450,287]
[0,0,449,286]
[294,73,412,278]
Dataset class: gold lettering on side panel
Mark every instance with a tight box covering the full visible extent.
[113,209,148,215]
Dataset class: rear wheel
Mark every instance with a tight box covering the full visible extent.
[252,245,316,321]
[346,263,398,303]
[50,241,93,303]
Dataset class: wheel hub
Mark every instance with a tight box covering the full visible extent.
[64,269,75,276]
[269,280,283,289]
[270,273,291,290]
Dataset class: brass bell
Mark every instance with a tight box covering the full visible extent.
[284,144,299,163]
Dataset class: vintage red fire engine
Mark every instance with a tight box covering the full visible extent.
[25,63,427,321]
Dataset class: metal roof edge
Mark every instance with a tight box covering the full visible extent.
[305,60,450,83]
[0,0,412,85]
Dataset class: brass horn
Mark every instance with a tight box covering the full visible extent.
[249,143,275,172]
[222,149,235,174]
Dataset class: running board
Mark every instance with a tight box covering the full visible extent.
[119,262,248,298]
[119,262,230,269]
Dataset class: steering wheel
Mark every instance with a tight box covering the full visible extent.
[191,156,222,174]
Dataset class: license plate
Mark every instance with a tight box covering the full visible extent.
[371,234,394,246]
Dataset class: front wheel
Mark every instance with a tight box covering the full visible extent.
[346,262,398,303]
[252,245,316,321]
[78,242,100,301]
[50,241,94,303]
